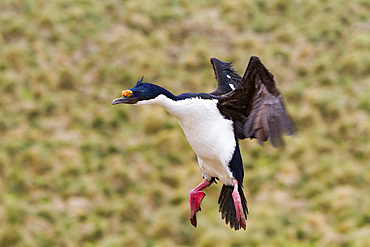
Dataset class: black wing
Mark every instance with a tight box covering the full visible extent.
[217,56,295,147]
[209,57,242,96]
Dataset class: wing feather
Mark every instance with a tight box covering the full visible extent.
[209,57,242,96]
[217,56,295,147]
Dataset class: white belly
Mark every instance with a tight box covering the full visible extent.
[162,97,236,184]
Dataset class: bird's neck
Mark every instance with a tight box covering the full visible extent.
[136,86,219,119]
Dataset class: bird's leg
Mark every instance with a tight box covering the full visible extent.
[232,178,246,230]
[189,178,211,227]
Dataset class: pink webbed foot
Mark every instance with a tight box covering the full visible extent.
[232,179,246,230]
[190,190,205,227]
[189,179,211,227]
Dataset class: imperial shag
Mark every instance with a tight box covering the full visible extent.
[112,56,295,230]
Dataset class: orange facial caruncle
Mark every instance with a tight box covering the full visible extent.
[122,90,133,97]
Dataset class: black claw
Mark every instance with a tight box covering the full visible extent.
[190,215,197,228]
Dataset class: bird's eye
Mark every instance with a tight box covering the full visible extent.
[133,92,140,97]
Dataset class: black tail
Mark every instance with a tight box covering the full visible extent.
[218,185,248,230]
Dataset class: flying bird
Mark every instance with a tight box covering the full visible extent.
[112,56,295,230]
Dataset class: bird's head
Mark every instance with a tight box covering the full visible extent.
[112,77,172,105]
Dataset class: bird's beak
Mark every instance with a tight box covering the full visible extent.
[112,90,139,105]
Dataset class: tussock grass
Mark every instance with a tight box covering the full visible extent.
[0,0,369,246]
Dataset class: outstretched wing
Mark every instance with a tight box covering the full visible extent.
[209,57,242,96]
[217,56,295,147]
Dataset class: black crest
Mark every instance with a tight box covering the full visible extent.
[136,76,144,86]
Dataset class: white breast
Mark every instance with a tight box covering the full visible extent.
[139,95,236,184]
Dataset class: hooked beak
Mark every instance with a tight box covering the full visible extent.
[112,90,139,105]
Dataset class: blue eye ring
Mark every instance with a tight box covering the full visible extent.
[133,92,140,97]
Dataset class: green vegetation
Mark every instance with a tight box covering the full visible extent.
[0,0,369,246]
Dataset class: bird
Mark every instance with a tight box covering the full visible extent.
[112,56,295,230]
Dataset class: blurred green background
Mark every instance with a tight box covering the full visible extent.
[0,0,369,246]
